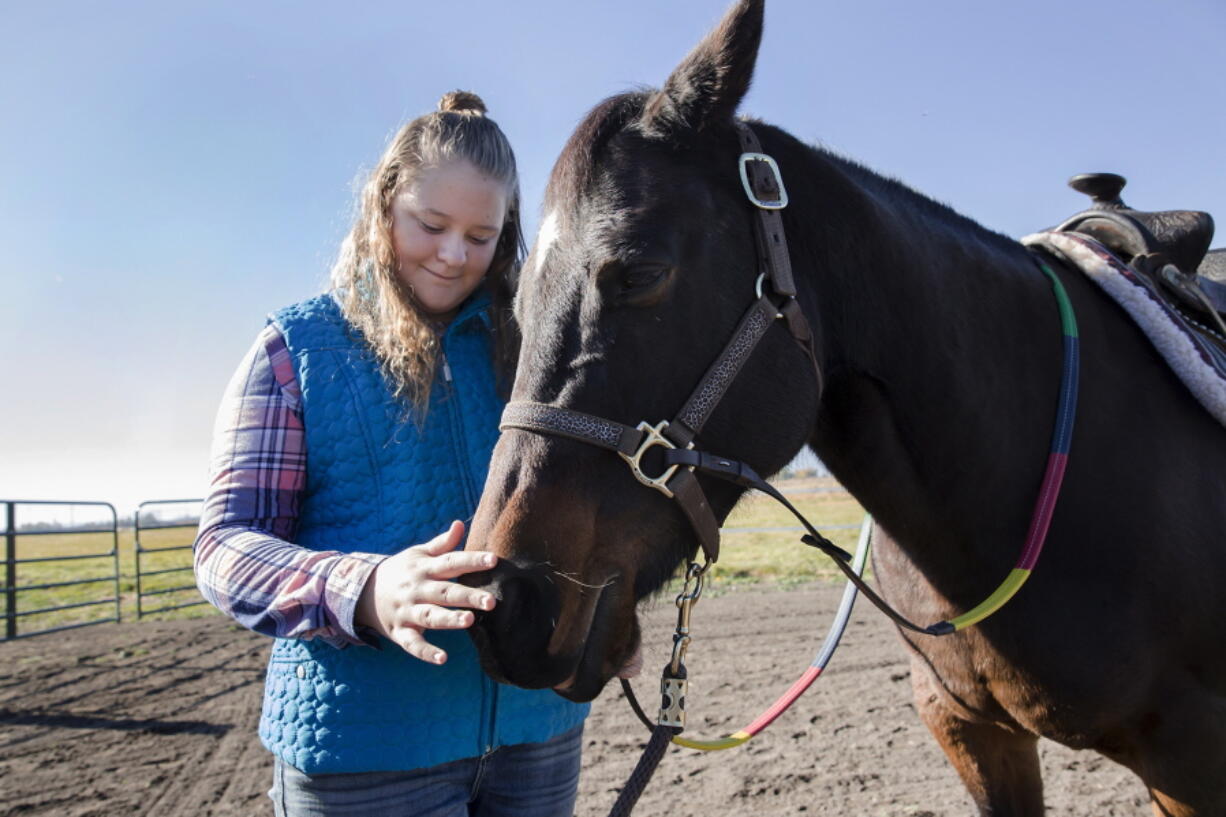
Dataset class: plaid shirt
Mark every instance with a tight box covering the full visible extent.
[194,324,384,647]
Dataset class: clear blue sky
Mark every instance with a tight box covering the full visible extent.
[2,0,1223,513]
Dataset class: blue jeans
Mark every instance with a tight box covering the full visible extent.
[269,725,583,817]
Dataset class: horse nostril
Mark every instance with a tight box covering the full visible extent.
[477,562,559,646]
[459,566,496,590]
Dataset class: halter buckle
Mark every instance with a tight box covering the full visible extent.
[619,421,693,499]
[739,152,789,210]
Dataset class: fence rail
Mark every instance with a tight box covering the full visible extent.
[134,499,205,619]
[4,486,857,640]
[2,500,121,640]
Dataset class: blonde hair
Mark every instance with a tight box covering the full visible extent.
[330,91,522,409]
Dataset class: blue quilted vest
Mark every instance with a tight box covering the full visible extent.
[259,291,588,774]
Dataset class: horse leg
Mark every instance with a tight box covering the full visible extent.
[910,657,1044,816]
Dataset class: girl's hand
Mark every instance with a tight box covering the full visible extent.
[356,520,497,664]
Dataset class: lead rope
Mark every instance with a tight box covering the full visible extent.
[605,517,873,815]
[605,724,679,817]
[605,561,708,817]
[624,515,872,745]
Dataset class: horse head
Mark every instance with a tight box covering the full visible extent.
[464,0,820,701]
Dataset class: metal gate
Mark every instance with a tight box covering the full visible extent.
[134,499,206,618]
[2,500,121,640]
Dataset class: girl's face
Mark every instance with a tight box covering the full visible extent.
[389,160,508,320]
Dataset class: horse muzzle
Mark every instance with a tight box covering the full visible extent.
[463,559,631,702]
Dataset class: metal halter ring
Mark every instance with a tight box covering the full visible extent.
[755,273,786,319]
[618,421,694,498]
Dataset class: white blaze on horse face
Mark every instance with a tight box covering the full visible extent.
[533,209,560,278]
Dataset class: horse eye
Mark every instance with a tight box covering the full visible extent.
[600,262,674,306]
[621,265,668,292]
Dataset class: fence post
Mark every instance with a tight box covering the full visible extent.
[134,505,143,620]
[5,502,15,640]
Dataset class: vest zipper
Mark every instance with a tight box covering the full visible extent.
[485,676,498,754]
[439,349,478,511]
[441,343,497,753]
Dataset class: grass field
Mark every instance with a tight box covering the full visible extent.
[2,477,865,637]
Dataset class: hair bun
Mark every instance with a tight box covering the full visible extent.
[437,90,487,116]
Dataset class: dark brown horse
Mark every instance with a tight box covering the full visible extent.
[464,1,1226,813]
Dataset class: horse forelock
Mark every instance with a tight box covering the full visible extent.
[543,92,650,217]
[515,91,659,386]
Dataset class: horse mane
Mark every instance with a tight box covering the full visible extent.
[802,135,1023,257]
[548,94,1021,264]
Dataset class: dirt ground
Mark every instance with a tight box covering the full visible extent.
[0,583,1152,816]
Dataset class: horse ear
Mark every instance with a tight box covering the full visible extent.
[641,0,764,135]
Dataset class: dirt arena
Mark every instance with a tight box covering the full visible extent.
[1,582,1152,816]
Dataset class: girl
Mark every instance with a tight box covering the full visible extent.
[194,91,589,817]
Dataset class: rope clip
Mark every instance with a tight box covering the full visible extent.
[658,560,709,728]
[668,561,707,672]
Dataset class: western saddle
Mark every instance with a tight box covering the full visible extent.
[1054,172,1226,342]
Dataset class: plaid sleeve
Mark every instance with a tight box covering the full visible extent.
[193,324,386,648]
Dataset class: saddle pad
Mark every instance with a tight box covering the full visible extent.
[1022,230,1226,429]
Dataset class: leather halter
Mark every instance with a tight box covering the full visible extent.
[501,121,1082,640]
[500,121,824,565]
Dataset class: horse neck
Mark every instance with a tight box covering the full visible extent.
[773,135,1065,575]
